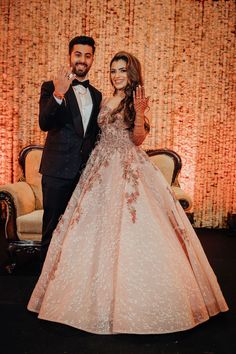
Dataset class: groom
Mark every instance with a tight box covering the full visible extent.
[39,36,102,264]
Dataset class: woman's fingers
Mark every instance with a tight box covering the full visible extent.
[133,86,149,113]
[137,85,142,99]
[136,86,146,99]
[134,86,147,100]
[141,86,145,99]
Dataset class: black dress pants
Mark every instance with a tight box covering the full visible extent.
[40,174,81,265]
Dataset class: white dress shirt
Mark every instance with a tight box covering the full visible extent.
[53,80,93,135]
[72,84,93,134]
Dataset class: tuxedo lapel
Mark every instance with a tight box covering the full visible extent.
[65,85,84,136]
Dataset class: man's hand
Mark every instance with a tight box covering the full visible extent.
[53,65,76,96]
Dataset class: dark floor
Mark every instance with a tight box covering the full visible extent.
[0,228,235,354]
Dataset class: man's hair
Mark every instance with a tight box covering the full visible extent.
[69,36,96,55]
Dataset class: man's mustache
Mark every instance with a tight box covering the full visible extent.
[74,62,87,67]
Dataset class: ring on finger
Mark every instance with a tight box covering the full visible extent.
[67,73,74,80]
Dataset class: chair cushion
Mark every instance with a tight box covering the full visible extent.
[149,155,174,185]
[16,210,43,239]
[0,182,36,217]
[25,150,43,210]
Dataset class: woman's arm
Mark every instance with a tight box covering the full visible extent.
[132,114,148,145]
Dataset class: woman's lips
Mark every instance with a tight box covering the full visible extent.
[114,80,124,84]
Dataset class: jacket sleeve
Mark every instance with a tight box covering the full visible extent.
[39,81,65,132]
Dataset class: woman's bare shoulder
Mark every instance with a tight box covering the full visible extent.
[100,97,110,106]
[100,97,114,108]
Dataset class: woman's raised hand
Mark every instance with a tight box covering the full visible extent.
[133,86,149,117]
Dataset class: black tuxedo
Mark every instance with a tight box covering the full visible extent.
[39,80,102,179]
[39,80,102,263]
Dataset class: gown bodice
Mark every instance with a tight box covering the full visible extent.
[97,105,133,152]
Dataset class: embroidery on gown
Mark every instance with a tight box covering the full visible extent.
[122,154,140,223]
[70,105,147,224]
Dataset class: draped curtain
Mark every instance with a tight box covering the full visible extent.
[0,0,235,227]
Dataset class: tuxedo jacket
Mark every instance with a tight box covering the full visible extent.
[39,81,102,180]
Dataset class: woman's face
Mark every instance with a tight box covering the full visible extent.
[110,59,128,91]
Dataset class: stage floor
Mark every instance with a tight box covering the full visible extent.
[0,228,235,354]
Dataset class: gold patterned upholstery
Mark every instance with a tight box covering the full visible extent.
[0,145,43,242]
[147,149,192,211]
[24,149,43,210]
[149,154,175,185]
[16,210,43,241]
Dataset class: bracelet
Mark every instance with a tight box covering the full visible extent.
[53,91,65,100]
[134,124,144,128]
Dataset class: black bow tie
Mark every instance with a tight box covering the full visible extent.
[72,79,89,88]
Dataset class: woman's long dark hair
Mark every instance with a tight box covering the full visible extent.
[110,51,150,131]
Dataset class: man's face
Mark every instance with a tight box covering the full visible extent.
[69,44,94,79]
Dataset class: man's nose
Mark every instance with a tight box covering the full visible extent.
[79,55,86,63]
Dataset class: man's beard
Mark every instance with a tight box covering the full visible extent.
[72,62,89,78]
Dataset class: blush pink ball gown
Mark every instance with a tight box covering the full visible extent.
[28,105,228,334]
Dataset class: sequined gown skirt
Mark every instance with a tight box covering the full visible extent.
[28,106,228,334]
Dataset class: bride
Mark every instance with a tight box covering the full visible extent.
[28,51,228,334]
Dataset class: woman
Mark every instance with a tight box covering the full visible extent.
[28,52,228,334]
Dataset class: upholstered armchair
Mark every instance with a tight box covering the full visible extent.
[146,149,192,212]
[0,145,43,264]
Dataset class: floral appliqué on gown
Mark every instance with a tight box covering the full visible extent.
[28,105,228,334]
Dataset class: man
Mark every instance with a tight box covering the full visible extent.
[39,36,102,264]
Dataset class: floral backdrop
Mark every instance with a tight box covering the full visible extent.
[0,0,235,227]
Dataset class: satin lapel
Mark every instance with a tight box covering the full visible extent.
[65,85,84,136]
[85,86,98,136]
